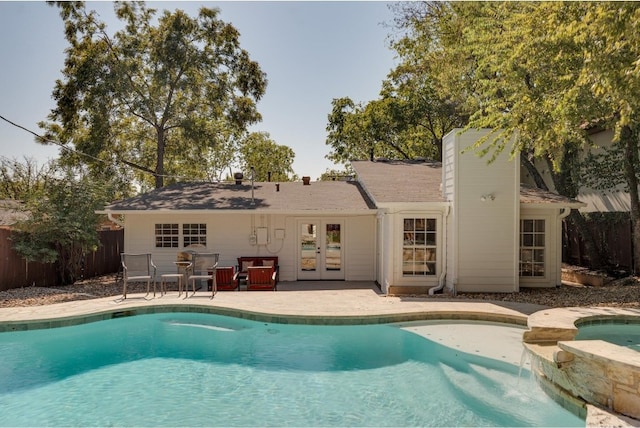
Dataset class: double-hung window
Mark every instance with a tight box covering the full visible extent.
[520,219,545,277]
[183,223,207,247]
[155,223,179,248]
[402,218,437,276]
[154,223,207,248]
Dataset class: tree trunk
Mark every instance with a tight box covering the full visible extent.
[621,125,640,273]
[521,152,548,190]
[156,127,165,188]
[545,148,605,269]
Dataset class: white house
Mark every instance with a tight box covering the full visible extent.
[102,129,584,294]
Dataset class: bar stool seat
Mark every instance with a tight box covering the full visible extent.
[160,273,184,296]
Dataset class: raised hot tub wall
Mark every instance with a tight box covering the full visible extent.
[526,340,640,421]
[523,310,640,422]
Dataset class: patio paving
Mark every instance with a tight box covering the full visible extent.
[0,281,544,326]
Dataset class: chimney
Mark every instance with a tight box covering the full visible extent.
[302,176,311,185]
[234,172,243,185]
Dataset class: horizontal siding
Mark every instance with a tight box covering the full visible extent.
[448,129,519,292]
[125,214,253,274]
[442,131,456,201]
[123,213,375,282]
[458,261,515,272]
[345,216,376,281]
[457,275,516,285]
[455,279,516,293]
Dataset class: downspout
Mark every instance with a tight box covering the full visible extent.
[556,207,572,287]
[107,212,124,228]
[429,204,451,295]
[376,209,387,294]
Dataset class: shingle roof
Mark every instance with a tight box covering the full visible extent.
[352,160,446,204]
[104,181,376,212]
[0,200,28,227]
[519,184,585,207]
[104,162,585,212]
[352,160,584,207]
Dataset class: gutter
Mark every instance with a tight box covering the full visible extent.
[556,207,572,287]
[106,211,124,228]
[429,204,451,295]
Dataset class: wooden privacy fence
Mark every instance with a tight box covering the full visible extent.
[563,217,633,273]
[0,228,124,292]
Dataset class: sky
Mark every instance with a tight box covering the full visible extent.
[0,1,398,181]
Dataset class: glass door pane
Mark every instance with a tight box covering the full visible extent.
[325,223,341,271]
[300,223,317,271]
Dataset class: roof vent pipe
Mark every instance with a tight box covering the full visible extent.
[268,171,271,182]
[276,183,280,192]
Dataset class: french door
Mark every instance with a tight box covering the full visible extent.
[297,219,344,280]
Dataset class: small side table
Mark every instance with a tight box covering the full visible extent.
[160,273,183,296]
[174,261,192,296]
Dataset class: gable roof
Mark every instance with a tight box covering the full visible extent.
[353,160,584,207]
[104,161,584,213]
[104,181,376,213]
[352,160,446,204]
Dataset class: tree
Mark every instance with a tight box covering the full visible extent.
[326,97,431,165]
[325,97,376,165]
[239,132,296,182]
[379,64,466,161]
[43,2,267,189]
[325,4,465,168]
[0,157,56,200]
[10,166,111,284]
[319,167,354,181]
[390,2,640,270]
[563,4,640,273]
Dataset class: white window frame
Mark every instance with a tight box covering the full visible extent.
[154,223,207,249]
[182,223,207,247]
[401,216,438,278]
[155,223,179,248]
[519,218,546,278]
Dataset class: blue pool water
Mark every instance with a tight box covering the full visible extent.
[575,322,640,351]
[0,313,583,427]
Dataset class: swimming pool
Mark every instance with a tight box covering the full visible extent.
[575,321,640,351]
[0,313,583,427]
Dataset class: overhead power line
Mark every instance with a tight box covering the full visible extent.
[0,114,200,182]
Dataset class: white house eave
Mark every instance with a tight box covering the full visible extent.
[519,202,586,210]
[373,201,451,212]
[98,209,377,216]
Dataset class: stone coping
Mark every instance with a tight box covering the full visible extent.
[524,307,640,343]
[523,307,640,427]
[0,298,529,332]
[559,340,640,372]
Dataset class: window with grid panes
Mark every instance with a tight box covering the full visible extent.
[183,223,207,247]
[402,218,437,276]
[155,223,179,248]
[520,219,545,277]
